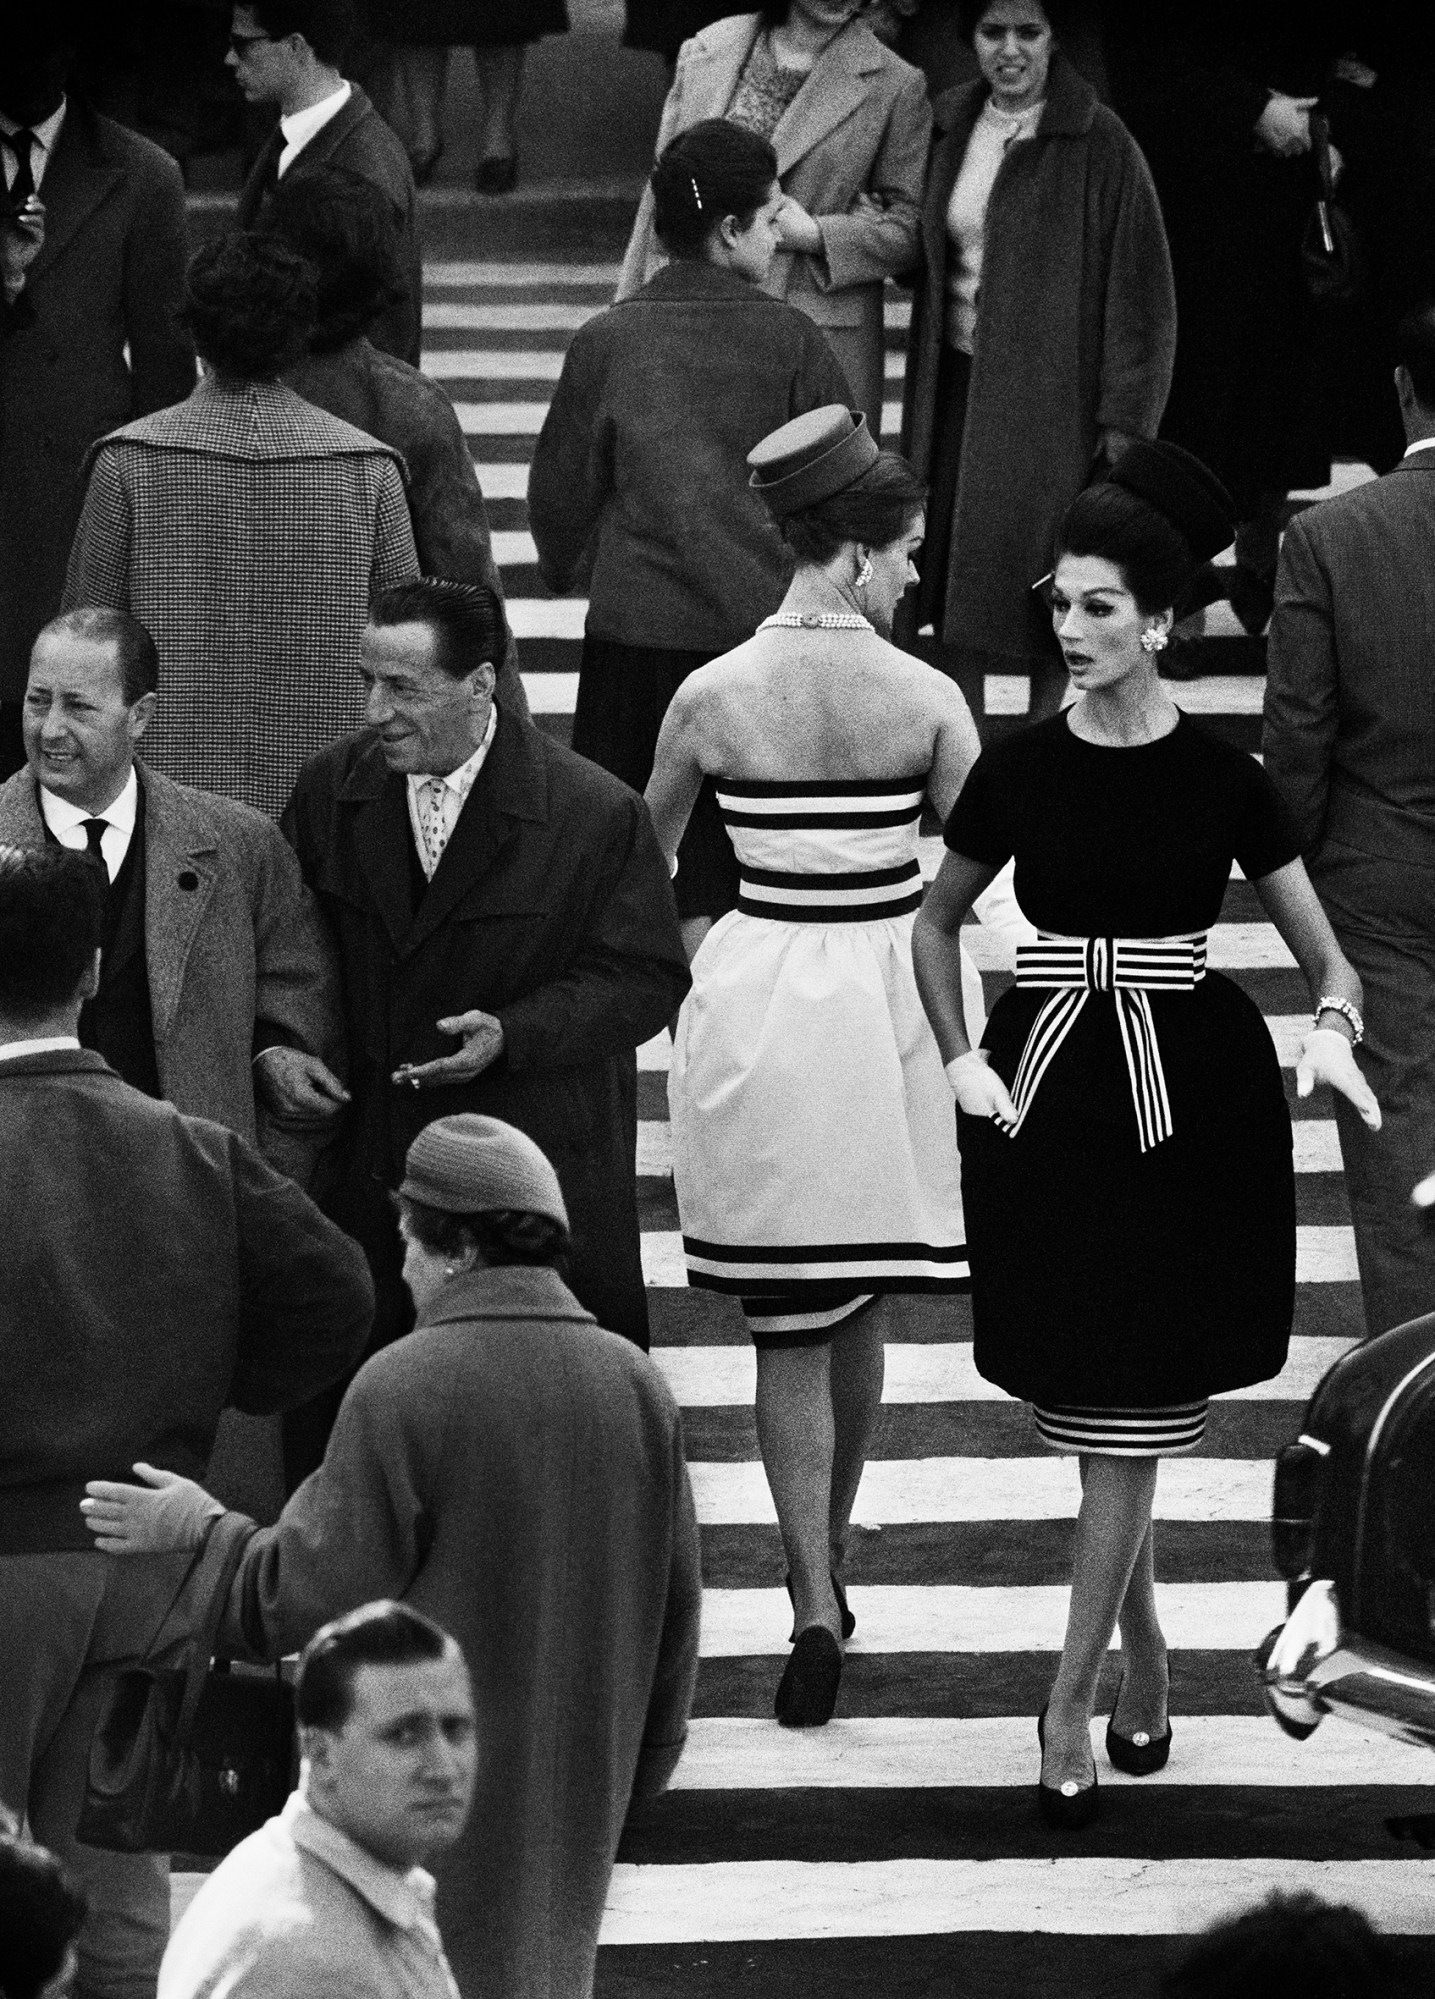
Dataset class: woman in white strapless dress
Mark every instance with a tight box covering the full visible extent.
[645,407,983,1726]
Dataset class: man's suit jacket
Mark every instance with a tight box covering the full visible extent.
[236,87,421,367]
[616,14,931,418]
[0,760,343,1153]
[0,101,195,702]
[282,706,691,1346]
[1264,453,1435,868]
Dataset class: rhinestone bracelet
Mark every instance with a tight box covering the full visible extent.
[1314,995,1364,1046]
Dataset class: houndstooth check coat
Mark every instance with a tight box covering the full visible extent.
[63,376,419,815]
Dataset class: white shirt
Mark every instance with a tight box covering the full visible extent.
[0,101,66,193]
[39,767,139,884]
[944,97,1044,353]
[0,1036,81,1062]
[406,710,498,881]
[1403,436,1435,460]
[278,80,352,177]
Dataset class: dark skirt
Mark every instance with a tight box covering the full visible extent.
[957,972,1296,1406]
[362,1,568,46]
[573,634,740,923]
[915,343,971,632]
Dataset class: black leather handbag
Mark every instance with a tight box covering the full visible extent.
[1301,112,1364,305]
[77,1534,296,1856]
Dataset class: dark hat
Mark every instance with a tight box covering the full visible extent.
[398,1114,568,1227]
[1103,440,1236,562]
[748,406,879,519]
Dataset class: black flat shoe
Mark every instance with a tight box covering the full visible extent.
[1106,1673,1172,1776]
[1037,1705,1099,1830]
[785,1570,856,1642]
[474,154,517,195]
[775,1626,842,1728]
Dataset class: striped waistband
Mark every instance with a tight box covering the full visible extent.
[737,859,923,923]
[1002,932,1209,1154]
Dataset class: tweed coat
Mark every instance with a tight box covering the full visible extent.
[237,87,421,367]
[204,1262,702,1999]
[284,338,529,715]
[900,54,1176,676]
[62,376,419,816]
[0,101,195,704]
[0,759,341,1148]
[615,13,931,422]
[282,707,691,1348]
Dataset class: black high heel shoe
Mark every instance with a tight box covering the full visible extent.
[1105,1673,1172,1776]
[1037,1705,1099,1830]
[775,1626,842,1727]
[784,1569,856,1641]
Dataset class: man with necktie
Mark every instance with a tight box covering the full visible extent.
[229,0,421,365]
[279,579,690,1479]
[0,22,194,778]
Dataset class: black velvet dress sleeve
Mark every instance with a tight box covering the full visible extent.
[941,744,1018,867]
[1233,754,1306,881]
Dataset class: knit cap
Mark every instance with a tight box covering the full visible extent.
[398,1114,568,1227]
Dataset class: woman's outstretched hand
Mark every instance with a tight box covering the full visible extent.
[1295,1028,1381,1130]
[945,1049,1018,1124]
[80,1464,225,1554]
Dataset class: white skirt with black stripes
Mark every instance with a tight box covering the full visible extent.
[1032,1400,1210,1456]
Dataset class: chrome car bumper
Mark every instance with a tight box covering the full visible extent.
[1259,1579,1435,1751]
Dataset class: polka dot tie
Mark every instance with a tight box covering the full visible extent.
[421,777,449,877]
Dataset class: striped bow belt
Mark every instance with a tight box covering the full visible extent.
[1000,932,1209,1153]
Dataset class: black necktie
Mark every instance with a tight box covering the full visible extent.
[82,818,109,874]
[3,129,37,204]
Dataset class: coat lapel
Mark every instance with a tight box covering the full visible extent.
[27,108,123,284]
[400,711,548,960]
[141,767,219,1040]
[771,24,881,177]
[0,771,45,844]
[685,17,762,122]
[341,742,421,956]
[300,87,373,167]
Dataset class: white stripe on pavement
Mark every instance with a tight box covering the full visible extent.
[654,1337,1350,1408]
[507,600,586,639]
[599,1858,1435,1942]
[425,349,565,380]
[637,1121,673,1177]
[424,261,623,287]
[671,1715,1435,1790]
[455,401,552,434]
[1170,678,1266,715]
[700,1582,1285,1655]
[638,1031,672,1071]
[519,672,579,712]
[475,464,528,499]
[425,302,600,331]
[640,1228,1358,1290]
[688,1456,1278,1523]
[492,530,537,566]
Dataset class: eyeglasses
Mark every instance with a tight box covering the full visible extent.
[228,30,272,52]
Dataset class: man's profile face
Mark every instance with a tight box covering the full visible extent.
[304,1653,477,1870]
[23,635,152,813]
[225,5,299,105]
[360,621,495,777]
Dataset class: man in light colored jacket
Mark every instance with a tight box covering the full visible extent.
[160,1602,476,1999]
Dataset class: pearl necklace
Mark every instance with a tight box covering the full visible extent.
[758,612,872,631]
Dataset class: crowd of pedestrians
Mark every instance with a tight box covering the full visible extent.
[3,1,1434,1996]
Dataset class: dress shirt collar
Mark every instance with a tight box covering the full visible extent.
[0,100,66,187]
[407,708,498,801]
[40,765,139,841]
[1403,436,1435,460]
[278,80,352,173]
[282,1792,440,1937]
[0,1036,81,1063]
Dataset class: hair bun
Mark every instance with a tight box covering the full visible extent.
[1103,441,1236,563]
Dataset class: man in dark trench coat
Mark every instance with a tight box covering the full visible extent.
[280,579,690,1482]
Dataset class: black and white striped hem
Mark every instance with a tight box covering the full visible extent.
[1032,1400,1209,1456]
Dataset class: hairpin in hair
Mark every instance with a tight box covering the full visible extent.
[690,177,703,212]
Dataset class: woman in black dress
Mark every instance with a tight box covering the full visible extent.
[912,440,1380,1828]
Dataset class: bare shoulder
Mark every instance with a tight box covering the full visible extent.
[871,637,976,723]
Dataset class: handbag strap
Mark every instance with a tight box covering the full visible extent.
[173,1526,254,1747]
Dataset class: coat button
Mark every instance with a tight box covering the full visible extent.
[177,870,199,890]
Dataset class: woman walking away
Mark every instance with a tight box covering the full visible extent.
[647,407,983,1727]
[530,120,849,954]
[899,0,1175,725]
[617,0,931,423]
[912,440,1380,1826]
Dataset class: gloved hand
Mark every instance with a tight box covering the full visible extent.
[1295,1028,1381,1130]
[945,1049,1019,1124]
[80,1463,225,1554]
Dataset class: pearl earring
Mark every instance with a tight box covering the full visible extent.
[855,554,873,590]
[1140,626,1169,654]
